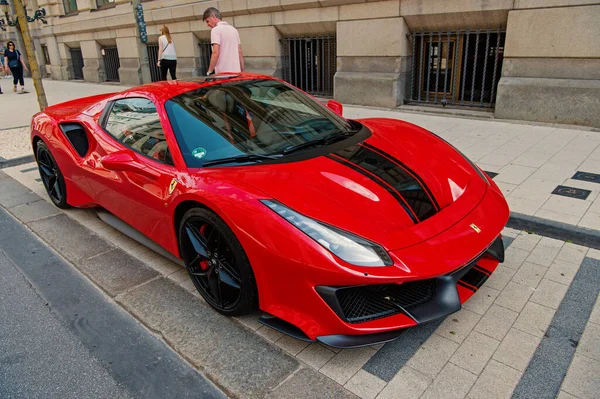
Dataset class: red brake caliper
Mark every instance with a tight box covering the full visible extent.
[199,224,210,271]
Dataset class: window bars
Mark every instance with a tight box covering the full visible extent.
[147,43,161,82]
[280,36,336,97]
[102,46,120,82]
[198,41,212,76]
[69,48,84,80]
[409,29,505,108]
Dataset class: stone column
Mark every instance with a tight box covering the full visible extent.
[116,36,144,85]
[44,35,62,80]
[237,26,282,77]
[170,32,200,79]
[335,17,411,108]
[495,5,600,127]
[81,40,104,82]
[58,42,74,80]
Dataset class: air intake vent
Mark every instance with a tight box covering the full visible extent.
[59,123,89,157]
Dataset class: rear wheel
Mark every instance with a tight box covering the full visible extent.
[36,141,70,209]
[178,208,258,316]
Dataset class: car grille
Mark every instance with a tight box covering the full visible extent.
[335,280,437,324]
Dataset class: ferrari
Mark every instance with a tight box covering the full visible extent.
[31,73,509,348]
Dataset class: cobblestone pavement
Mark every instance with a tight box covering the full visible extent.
[2,164,599,399]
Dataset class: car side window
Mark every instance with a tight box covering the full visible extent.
[104,97,173,165]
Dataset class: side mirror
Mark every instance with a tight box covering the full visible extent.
[101,150,159,179]
[327,99,343,116]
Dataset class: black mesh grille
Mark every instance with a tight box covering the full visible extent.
[335,280,437,324]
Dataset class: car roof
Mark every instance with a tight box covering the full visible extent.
[122,72,278,101]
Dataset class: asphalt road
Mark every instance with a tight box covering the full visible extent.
[0,207,226,399]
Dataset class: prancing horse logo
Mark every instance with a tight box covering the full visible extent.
[470,223,481,233]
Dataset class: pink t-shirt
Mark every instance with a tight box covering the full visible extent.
[211,21,241,73]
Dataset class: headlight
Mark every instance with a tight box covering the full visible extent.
[262,200,392,267]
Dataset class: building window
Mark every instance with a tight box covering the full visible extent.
[96,0,116,8]
[63,0,78,14]
[41,44,50,64]
[280,36,336,97]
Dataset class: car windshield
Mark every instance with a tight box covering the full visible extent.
[165,79,360,167]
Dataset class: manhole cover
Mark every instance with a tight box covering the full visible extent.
[551,185,591,200]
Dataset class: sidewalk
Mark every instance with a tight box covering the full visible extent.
[2,77,600,238]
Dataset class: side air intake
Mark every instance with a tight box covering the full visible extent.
[59,123,89,157]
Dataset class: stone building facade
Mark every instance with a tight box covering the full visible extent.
[2,0,599,127]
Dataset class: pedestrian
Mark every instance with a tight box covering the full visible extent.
[4,41,28,93]
[157,25,177,81]
[202,7,244,75]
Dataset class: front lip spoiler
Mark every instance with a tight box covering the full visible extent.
[317,328,406,349]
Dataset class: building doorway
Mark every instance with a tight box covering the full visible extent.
[70,48,84,80]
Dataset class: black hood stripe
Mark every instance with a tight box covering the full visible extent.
[326,154,419,224]
[361,142,440,211]
[330,143,438,222]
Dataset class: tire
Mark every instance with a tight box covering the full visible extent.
[178,207,258,316]
[36,141,70,209]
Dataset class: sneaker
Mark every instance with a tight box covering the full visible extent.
[21,88,26,93]
[13,86,16,92]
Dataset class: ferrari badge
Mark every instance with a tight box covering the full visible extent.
[169,178,178,195]
[470,223,481,233]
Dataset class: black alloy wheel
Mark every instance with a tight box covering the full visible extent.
[179,208,258,316]
[36,141,70,209]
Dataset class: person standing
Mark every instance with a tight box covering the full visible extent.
[0,42,10,80]
[202,7,244,75]
[4,41,28,93]
[157,25,177,81]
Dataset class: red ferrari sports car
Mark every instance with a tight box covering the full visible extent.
[31,73,508,348]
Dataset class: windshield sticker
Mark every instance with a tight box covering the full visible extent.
[192,147,207,159]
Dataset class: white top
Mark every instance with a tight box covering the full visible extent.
[159,35,177,60]
[211,22,241,73]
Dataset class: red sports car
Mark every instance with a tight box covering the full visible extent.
[31,73,509,348]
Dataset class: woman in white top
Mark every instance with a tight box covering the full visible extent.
[157,25,177,80]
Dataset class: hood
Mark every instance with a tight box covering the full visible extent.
[223,118,489,251]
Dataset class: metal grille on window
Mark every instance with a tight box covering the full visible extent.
[197,41,212,76]
[41,45,51,65]
[70,48,84,80]
[102,46,120,82]
[147,43,160,82]
[280,36,336,97]
[408,29,506,108]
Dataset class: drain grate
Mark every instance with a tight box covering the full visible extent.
[551,185,591,200]
[572,171,600,184]
[484,171,498,179]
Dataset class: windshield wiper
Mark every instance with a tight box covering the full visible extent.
[202,153,282,167]
[282,132,352,155]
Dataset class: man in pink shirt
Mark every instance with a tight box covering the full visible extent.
[203,8,245,75]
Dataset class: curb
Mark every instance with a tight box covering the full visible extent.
[508,212,600,250]
[0,155,35,169]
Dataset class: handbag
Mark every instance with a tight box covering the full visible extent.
[8,50,20,68]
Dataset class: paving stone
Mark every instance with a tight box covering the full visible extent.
[495,164,537,185]
[79,249,159,296]
[297,343,336,370]
[406,333,460,379]
[462,286,501,315]
[526,244,561,267]
[466,360,521,399]
[538,236,565,249]
[420,363,477,399]
[555,242,588,265]
[502,227,520,238]
[511,233,542,252]
[589,294,600,325]
[377,366,431,399]
[148,257,182,276]
[545,259,582,286]
[579,212,600,230]
[495,282,535,312]
[320,347,376,385]
[449,331,500,375]
[507,196,545,216]
[274,335,310,357]
[344,370,386,399]
[534,209,582,226]
[7,199,60,223]
[437,308,482,344]
[266,367,359,399]
[556,390,579,399]
[27,214,115,264]
[512,262,548,289]
[541,196,591,218]
[0,177,41,208]
[561,354,600,399]
[502,247,530,270]
[474,304,518,341]
[530,278,570,310]
[513,302,556,338]
[167,268,189,284]
[492,328,542,372]
[116,277,299,399]
[577,322,600,362]
[256,325,285,343]
[485,266,517,291]
[234,311,263,332]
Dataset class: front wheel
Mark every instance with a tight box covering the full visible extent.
[178,207,258,316]
[36,141,70,209]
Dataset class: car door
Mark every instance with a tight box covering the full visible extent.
[85,96,179,250]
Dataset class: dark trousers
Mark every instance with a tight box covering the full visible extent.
[10,65,24,86]
[160,59,177,81]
